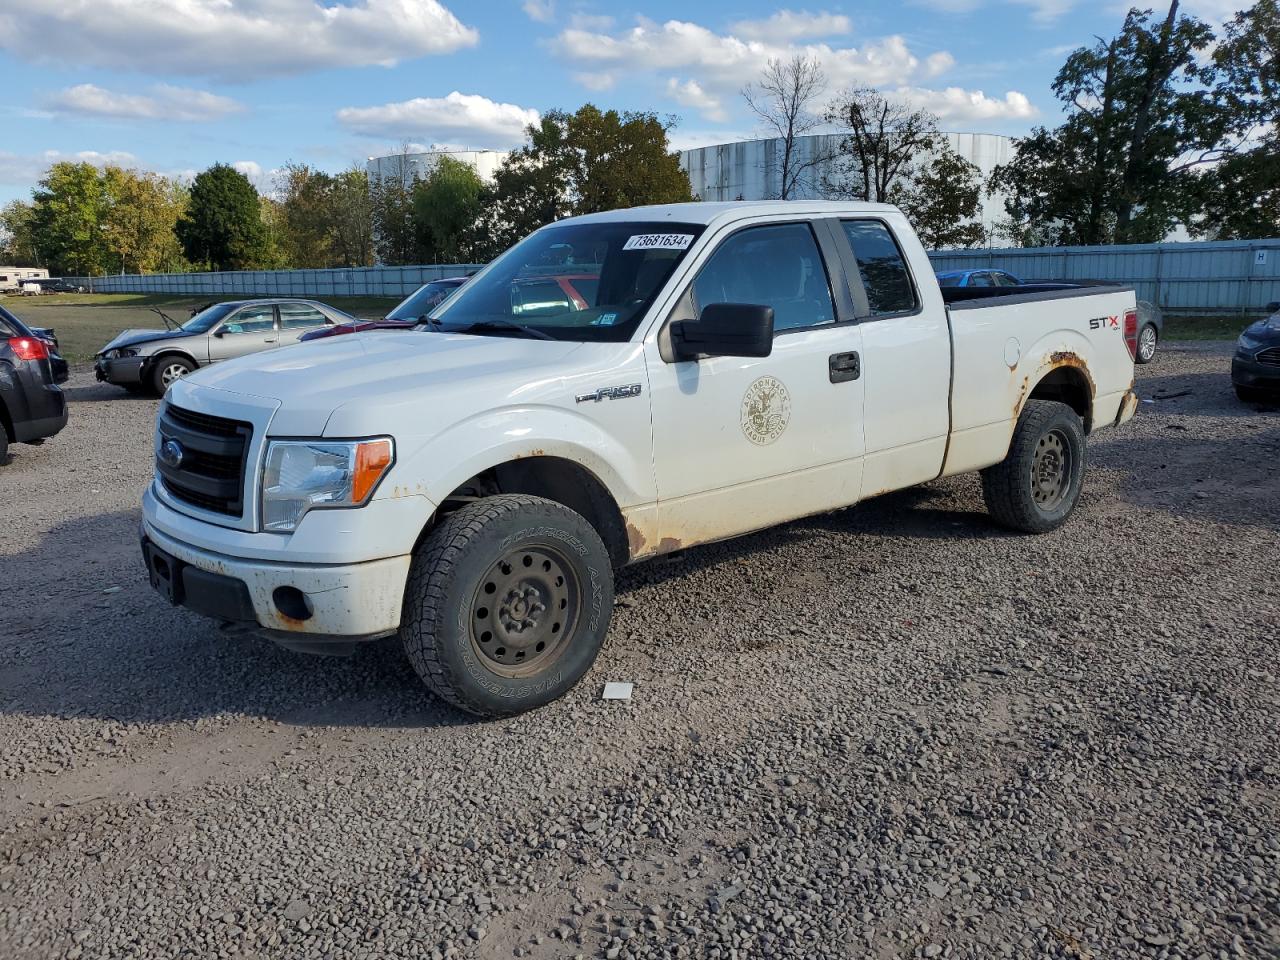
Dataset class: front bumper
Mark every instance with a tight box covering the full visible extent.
[1231,355,1280,391]
[141,520,412,647]
[95,355,146,384]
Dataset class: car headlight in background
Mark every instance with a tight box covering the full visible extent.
[261,438,394,532]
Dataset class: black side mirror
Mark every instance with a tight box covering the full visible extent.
[212,329,225,338]
[1267,301,1280,313]
[671,303,774,361]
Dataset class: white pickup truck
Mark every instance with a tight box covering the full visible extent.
[141,201,1139,716]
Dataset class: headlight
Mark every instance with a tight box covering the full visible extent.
[261,438,394,532]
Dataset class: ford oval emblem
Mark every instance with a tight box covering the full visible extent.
[159,438,185,469]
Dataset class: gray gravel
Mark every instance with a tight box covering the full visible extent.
[1,343,1278,960]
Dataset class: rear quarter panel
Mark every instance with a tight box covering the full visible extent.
[943,287,1137,476]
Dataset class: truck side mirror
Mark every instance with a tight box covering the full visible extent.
[670,303,774,361]
[1267,301,1280,313]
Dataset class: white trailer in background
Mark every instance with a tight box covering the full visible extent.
[0,267,49,293]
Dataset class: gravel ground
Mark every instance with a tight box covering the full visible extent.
[1,343,1277,960]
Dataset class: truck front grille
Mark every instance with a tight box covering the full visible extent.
[157,405,253,517]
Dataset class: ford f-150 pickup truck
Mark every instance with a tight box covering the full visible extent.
[140,201,1139,716]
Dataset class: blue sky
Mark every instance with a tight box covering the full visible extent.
[0,0,1241,204]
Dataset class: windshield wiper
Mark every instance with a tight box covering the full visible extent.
[456,320,556,341]
[415,313,443,331]
[151,307,178,331]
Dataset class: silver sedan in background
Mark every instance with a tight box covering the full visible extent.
[94,299,358,395]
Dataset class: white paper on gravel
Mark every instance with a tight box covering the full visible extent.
[602,682,634,701]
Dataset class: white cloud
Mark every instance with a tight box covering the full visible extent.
[574,71,617,92]
[44,83,244,122]
[924,52,955,78]
[522,0,554,22]
[1011,0,1076,23]
[0,149,138,186]
[554,19,932,90]
[666,78,728,122]
[0,0,478,81]
[569,13,614,30]
[336,92,540,149]
[898,87,1038,122]
[730,10,852,42]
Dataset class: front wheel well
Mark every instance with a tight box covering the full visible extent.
[427,457,629,568]
[1028,367,1093,433]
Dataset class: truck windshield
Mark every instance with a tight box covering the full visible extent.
[181,303,236,334]
[428,220,706,342]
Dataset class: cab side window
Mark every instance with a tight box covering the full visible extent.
[840,220,918,317]
[693,223,834,332]
[279,304,328,328]
[222,306,275,334]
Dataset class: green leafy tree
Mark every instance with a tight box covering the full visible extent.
[176,163,270,270]
[330,166,374,267]
[102,167,188,273]
[889,148,987,249]
[1195,0,1279,238]
[412,155,486,262]
[991,1,1224,245]
[0,200,40,266]
[370,143,422,266]
[486,105,694,249]
[30,162,112,275]
[276,162,334,267]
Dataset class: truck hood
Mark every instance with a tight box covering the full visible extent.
[181,330,587,436]
[98,328,192,354]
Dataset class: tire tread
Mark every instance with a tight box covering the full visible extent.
[981,399,1084,534]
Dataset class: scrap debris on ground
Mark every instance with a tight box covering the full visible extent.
[1,342,1277,959]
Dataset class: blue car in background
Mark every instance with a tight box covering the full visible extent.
[936,269,1023,288]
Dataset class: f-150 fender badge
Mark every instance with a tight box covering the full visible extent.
[575,383,643,403]
[741,375,791,445]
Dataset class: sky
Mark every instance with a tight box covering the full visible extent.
[0,0,1247,205]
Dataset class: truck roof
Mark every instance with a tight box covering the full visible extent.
[563,200,902,229]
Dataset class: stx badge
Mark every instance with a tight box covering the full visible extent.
[740,376,791,446]
[576,383,642,403]
[1089,315,1120,330]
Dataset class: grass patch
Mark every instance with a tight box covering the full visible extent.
[1163,315,1254,341]
[1,292,399,361]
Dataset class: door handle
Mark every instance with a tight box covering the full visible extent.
[829,351,860,383]
[264,338,278,344]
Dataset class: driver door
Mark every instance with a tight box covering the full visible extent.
[643,219,866,550]
[209,305,279,361]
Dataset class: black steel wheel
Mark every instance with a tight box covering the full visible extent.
[982,399,1087,533]
[401,494,614,717]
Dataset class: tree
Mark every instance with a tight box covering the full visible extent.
[1195,0,1279,238]
[412,155,486,262]
[742,56,827,199]
[329,166,374,267]
[890,148,987,249]
[276,162,335,267]
[991,1,1224,245]
[29,162,112,275]
[0,200,40,266]
[822,87,942,203]
[176,164,270,270]
[101,167,188,273]
[486,105,694,248]
[370,142,422,265]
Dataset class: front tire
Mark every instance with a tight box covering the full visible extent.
[981,400,1087,533]
[150,356,195,396]
[1135,324,1158,364]
[401,494,614,717]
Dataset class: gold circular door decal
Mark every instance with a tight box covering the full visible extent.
[740,376,791,445]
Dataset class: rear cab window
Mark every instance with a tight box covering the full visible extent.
[839,220,919,318]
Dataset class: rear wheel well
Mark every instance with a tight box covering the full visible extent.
[427,457,629,568]
[1028,368,1092,433]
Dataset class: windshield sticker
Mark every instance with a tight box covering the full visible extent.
[623,233,694,251]
[593,312,618,326]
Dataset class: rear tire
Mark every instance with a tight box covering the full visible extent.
[981,400,1087,533]
[150,356,194,396]
[0,429,8,465]
[1135,324,1158,364]
[401,494,614,717]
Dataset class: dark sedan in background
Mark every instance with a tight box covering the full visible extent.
[1232,301,1280,402]
[0,304,69,465]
